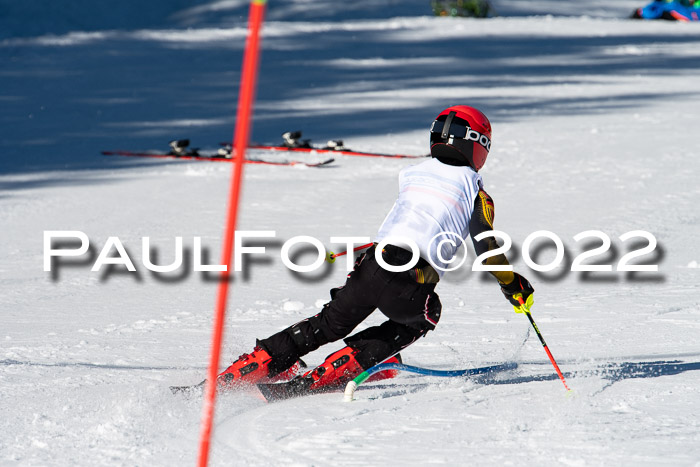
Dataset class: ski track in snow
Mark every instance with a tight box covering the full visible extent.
[1,0,700,465]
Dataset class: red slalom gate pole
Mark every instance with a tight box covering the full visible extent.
[517,297,572,393]
[198,1,267,466]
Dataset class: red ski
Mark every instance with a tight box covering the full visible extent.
[246,144,427,159]
[221,131,427,159]
[101,150,335,168]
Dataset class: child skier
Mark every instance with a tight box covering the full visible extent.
[217,105,535,395]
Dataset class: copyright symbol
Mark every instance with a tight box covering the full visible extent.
[427,231,468,273]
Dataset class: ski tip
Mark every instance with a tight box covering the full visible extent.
[475,361,518,378]
[497,361,519,372]
[170,379,206,396]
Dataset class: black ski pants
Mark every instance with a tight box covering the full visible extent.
[259,245,442,374]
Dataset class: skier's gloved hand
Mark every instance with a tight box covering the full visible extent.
[500,273,534,312]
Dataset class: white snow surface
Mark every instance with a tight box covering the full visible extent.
[2,0,700,465]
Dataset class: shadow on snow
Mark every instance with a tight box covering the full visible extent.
[360,359,700,396]
[3,13,700,179]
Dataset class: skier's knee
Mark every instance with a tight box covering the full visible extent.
[344,320,427,369]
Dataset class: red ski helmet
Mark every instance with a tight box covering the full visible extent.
[429,105,492,171]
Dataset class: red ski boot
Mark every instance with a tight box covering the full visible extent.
[305,347,402,391]
[256,347,402,401]
[366,353,402,382]
[217,346,305,390]
[305,346,363,391]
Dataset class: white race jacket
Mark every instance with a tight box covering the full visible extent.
[376,158,483,277]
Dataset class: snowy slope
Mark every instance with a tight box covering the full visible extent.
[2,0,700,465]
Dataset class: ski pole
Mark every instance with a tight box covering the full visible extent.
[515,295,571,393]
[326,242,374,263]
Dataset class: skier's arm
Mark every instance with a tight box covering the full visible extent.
[469,189,534,305]
[469,189,513,284]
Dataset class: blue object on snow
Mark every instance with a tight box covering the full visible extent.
[363,361,517,379]
[632,0,700,20]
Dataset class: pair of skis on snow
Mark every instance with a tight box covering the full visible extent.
[102,132,427,168]
[170,361,518,403]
